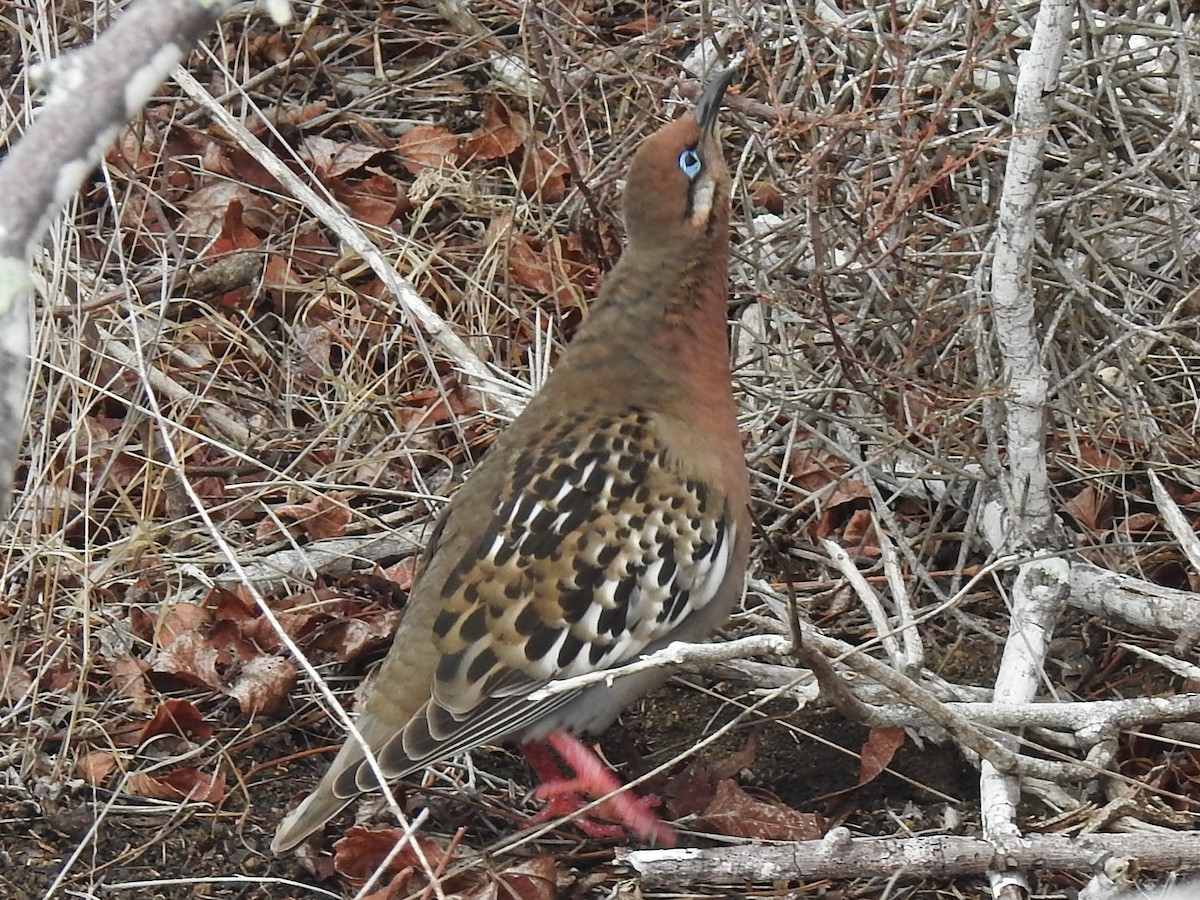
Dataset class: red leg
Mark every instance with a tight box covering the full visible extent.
[520,732,676,845]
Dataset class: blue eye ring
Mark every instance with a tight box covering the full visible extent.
[678,148,702,179]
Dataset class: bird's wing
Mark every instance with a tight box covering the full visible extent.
[347,407,739,794]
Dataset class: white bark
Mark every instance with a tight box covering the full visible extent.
[620,830,1200,886]
[981,1,1076,895]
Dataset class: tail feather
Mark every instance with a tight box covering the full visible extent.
[272,711,415,854]
[271,781,357,853]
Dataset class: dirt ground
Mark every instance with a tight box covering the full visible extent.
[0,677,983,899]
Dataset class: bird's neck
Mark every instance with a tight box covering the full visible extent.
[562,233,735,406]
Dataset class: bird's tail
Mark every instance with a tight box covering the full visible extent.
[271,710,409,854]
[271,778,357,853]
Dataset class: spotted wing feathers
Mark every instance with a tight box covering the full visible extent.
[354,408,736,792]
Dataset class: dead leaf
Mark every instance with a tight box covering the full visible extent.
[505,234,589,307]
[842,508,880,557]
[858,727,905,786]
[263,492,352,541]
[333,827,453,883]
[138,698,214,743]
[126,768,226,803]
[0,649,33,703]
[361,870,415,900]
[157,602,210,648]
[207,198,263,260]
[613,14,658,33]
[828,477,870,509]
[151,630,222,691]
[395,124,460,174]
[77,750,121,786]
[521,146,569,202]
[694,778,823,841]
[751,180,785,213]
[394,387,476,434]
[331,172,410,226]
[1120,512,1160,534]
[301,134,389,178]
[463,97,526,162]
[180,182,267,240]
[381,558,418,592]
[1076,441,1127,472]
[789,447,849,493]
[208,586,257,625]
[227,654,296,716]
[106,653,151,712]
[710,730,762,781]
[487,856,557,900]
[308,610,403,664]
[663,757,714,818]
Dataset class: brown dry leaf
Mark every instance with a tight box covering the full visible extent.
[45,660,78,692]
[151,630,222,691]
[180,181,266,240]
[333,826,453,884]
[207,198,263,259]
[694,778,823,841]
[663,757,714,818]
[361,870,415,900]
[858,727,905,786]
[266,491,352,541]
[396,124,460,174]
[1065,485,1109,532]
[262,255,312,307]
[750,180,785,213]
[202,141,283,192]
[1076,441,1127,472]
[106,121,161,172]
[126,768,226,804]
[828,477,871,509]
[521,146,569,202]
[841,508,880,557]
[157,602,210,647]
[0,649,33,703]
[789,447,848,493]
[310,610,403,664]
[138,698,214,743]
[227,654,296,716]
[463,97,526,162]
[1120,512,1160,534]
[614,14,659,33]
[77,750,122,786]
[506,234,590,306]
[331,172,410,226]
[507,235,555,297]
[394,387,477,433]
[106,653,151,712]
[301,134,389,178]
[381,557,418,592]
[208,586,258,626]
[275,100,327,129]
[484,856,557,900]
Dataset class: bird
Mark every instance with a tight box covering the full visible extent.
[271,67,749,853]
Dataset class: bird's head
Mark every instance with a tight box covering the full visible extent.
[622,68,736,253]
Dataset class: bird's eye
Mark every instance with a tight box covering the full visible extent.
[678,148,702,179]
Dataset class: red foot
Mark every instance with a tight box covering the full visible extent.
[521,732,676,846]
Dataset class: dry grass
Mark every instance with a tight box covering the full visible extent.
[2,0,1199,897]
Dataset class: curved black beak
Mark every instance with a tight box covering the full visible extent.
[694,66,737,135]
